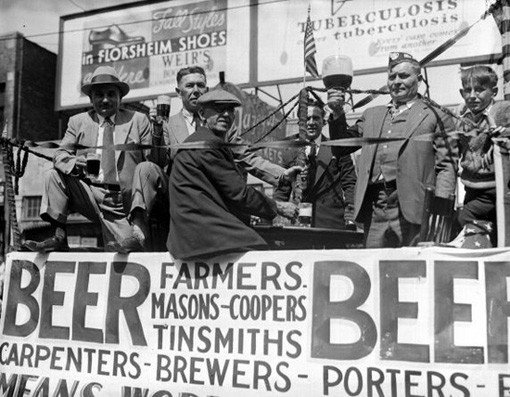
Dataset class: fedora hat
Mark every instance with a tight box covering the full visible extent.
[81,66,130,97]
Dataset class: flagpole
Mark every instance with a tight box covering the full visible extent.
[303,4,311,89]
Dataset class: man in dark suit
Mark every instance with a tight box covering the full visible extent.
[273,100,356,229]
[329,52,459,248]
[24,66,162,252]
[168,89,297,260]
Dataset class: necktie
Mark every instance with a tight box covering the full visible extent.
[193,114,201,130]
[101,118,117,184]
[306,144,317,195]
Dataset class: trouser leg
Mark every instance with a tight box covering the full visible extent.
[40,169,131,245]
[130,161,168,216]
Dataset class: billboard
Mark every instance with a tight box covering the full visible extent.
[57,0,250,110]
[2,248,510,396]
[258,0,501,82]
[57,0,502,110]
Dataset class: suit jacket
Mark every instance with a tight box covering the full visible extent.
[330,97,459,224]
[167,126,278,260]
[54,108,152,213]
[164,111,285,185]
[273,135,356,229]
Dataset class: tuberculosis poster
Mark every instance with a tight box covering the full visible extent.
[1,248,510,396]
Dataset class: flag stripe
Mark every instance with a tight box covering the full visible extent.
[493,0,510,99]
[304,8,319,79]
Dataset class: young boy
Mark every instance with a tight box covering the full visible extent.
[453,65,509,247]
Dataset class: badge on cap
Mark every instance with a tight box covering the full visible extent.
[388,52,419,69]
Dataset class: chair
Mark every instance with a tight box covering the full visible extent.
[418,187,456,244]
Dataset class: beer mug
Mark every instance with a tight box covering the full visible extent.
[86,153,100,177]
[297,202,313,228]
[322,55,353,90]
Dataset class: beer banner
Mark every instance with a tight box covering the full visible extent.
[1,248,510,396]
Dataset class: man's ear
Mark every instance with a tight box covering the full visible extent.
[493,87,498,97]
[459,88,464,97]
[198,108,205,120]
[175,87,181,96]
[417,74,423,82]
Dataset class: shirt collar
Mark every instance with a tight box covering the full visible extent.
[459,101,494,118]
[181,107,195,122]
[97,114,116,126]
[387,98,417,111]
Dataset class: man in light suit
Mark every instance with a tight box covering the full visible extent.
[329,52,459,247]
[273,100,356,229]
[24,66,162,252]
[165,66,301,183]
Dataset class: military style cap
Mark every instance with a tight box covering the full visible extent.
[197,89,242,108]
[388,52,420,69]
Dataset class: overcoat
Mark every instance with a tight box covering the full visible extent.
[167,126,278,259]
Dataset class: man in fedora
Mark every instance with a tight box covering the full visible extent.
[24,65,163,252]
[327,52,459,248]
[168,89,297,260]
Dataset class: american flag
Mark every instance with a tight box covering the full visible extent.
[493,0,510,99]
[304,5,319,79]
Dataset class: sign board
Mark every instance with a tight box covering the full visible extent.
[2,248,510,396]
[257,0,501,82]
[57,0,251,110]
[57,0,502,110]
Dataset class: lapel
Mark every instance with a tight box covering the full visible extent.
[173,111,191,143]
[112,109,131,165]
[365,106,390,164]
[398,99,429,140]
[307,136,335,198]
[84,111,99,151]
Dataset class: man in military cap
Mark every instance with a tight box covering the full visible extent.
[24,65,164,252]
[328,52,459,248]
[167,89,297,260]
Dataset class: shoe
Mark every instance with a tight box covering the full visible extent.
[22,236,69,252]
[107,235,144,254]
[89,25,145,49]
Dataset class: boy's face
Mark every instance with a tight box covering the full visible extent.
[460,82,497,115]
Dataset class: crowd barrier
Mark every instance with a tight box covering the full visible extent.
[1,247,510,396]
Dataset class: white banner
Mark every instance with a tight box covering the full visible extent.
[1,248,510,396]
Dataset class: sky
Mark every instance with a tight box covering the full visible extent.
[0,0,136,53]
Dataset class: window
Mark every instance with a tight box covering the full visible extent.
[23,196,42,219]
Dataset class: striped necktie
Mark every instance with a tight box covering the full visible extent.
[101,117,117,183]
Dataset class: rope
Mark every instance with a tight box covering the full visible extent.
[1,140,21,251]
[240,92,300,137]
[252,97,300,144]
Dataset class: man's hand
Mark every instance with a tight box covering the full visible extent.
[275,201,298,219]
[327,88,346,119]
[490,126,510,137]
[71,155,87,177]
[281,165,304,183]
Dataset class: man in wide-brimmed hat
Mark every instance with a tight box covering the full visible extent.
[24,65,164,253]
